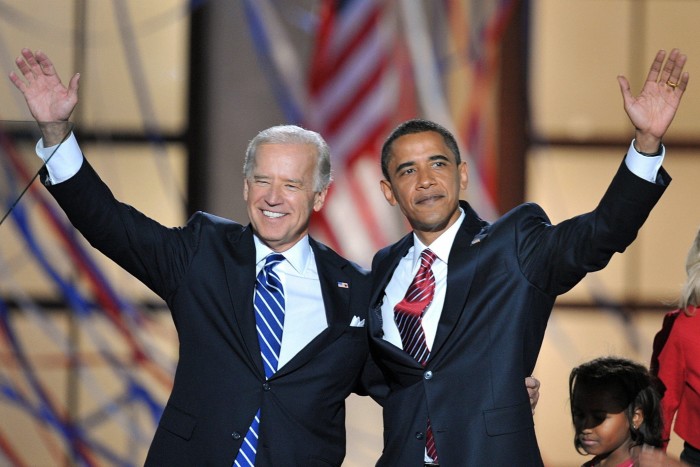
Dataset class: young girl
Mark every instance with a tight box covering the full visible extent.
[569,356,665,466]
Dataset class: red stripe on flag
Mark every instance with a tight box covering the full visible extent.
[325,57,389,137]
[319,7,382,82]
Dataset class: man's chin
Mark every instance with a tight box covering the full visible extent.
[251,224,284,241]
[410,219,450,234]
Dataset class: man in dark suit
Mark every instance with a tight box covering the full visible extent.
[9,48,385,466]
[368,48,689,466]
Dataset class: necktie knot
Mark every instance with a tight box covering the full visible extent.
[398,249,437,317]
[420,248,437,268]
[264,253,285,271]
[259,253,284,292]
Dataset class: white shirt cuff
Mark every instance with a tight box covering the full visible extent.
[624,139,664,183]
[35,132,83,184]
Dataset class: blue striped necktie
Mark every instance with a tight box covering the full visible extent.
[234,253,285,467]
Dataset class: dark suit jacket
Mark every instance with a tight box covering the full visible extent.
[368,160,669,466]
[45,159,385,466]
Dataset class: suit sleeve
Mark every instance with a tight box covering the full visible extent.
[518,158,669,296]
[43,158,197,301]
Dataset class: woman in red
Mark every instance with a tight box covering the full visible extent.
[651,228,700,465]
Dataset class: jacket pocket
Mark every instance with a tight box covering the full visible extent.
[159,403,197,440]
[483,401,533,436]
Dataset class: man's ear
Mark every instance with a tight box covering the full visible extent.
[459,161,469,192]
[313,187,328,212]
[380,179,397,206]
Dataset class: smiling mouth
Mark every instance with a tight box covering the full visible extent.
[262,210,285,218]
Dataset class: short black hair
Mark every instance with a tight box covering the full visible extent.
[380,118,461,180]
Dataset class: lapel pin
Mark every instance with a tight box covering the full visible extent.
[471,227,488,246]
[337,281,349,288]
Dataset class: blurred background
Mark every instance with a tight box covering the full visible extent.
[0,0,699,465]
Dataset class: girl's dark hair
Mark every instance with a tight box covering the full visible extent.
[569,356,664,454]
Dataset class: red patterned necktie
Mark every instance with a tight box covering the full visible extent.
[394,248,439,462]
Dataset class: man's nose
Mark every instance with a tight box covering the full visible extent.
[264,183,284,204]
[417,168,435,188]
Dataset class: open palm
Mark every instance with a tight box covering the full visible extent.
[9,48,79,123]
[617,49,689,149]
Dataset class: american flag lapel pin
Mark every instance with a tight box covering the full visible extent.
[337,281,349,288]
[471,227,488,246]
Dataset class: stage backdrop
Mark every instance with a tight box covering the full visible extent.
[1,1,699,466]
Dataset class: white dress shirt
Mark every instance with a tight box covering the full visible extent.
[253,235,327,368]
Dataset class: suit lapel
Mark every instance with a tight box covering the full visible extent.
[368,234,412,330]
[224,226,265,378]
[430,202,488,359]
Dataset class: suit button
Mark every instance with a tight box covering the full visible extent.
[424,370,433,380]
[232,431,241,440]
[263,382,271,391]
[415,432,425,440]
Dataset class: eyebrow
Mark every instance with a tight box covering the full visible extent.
[393,154,450,175]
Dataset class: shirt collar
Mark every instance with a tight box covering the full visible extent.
[253,234,311,275]
[411,207,465,266]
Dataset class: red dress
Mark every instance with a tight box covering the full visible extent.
[650,307,700,449]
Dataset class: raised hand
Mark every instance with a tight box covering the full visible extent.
[9,48,80,124]
[617,48,689,154]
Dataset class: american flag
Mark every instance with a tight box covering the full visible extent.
[304,0,409,266]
